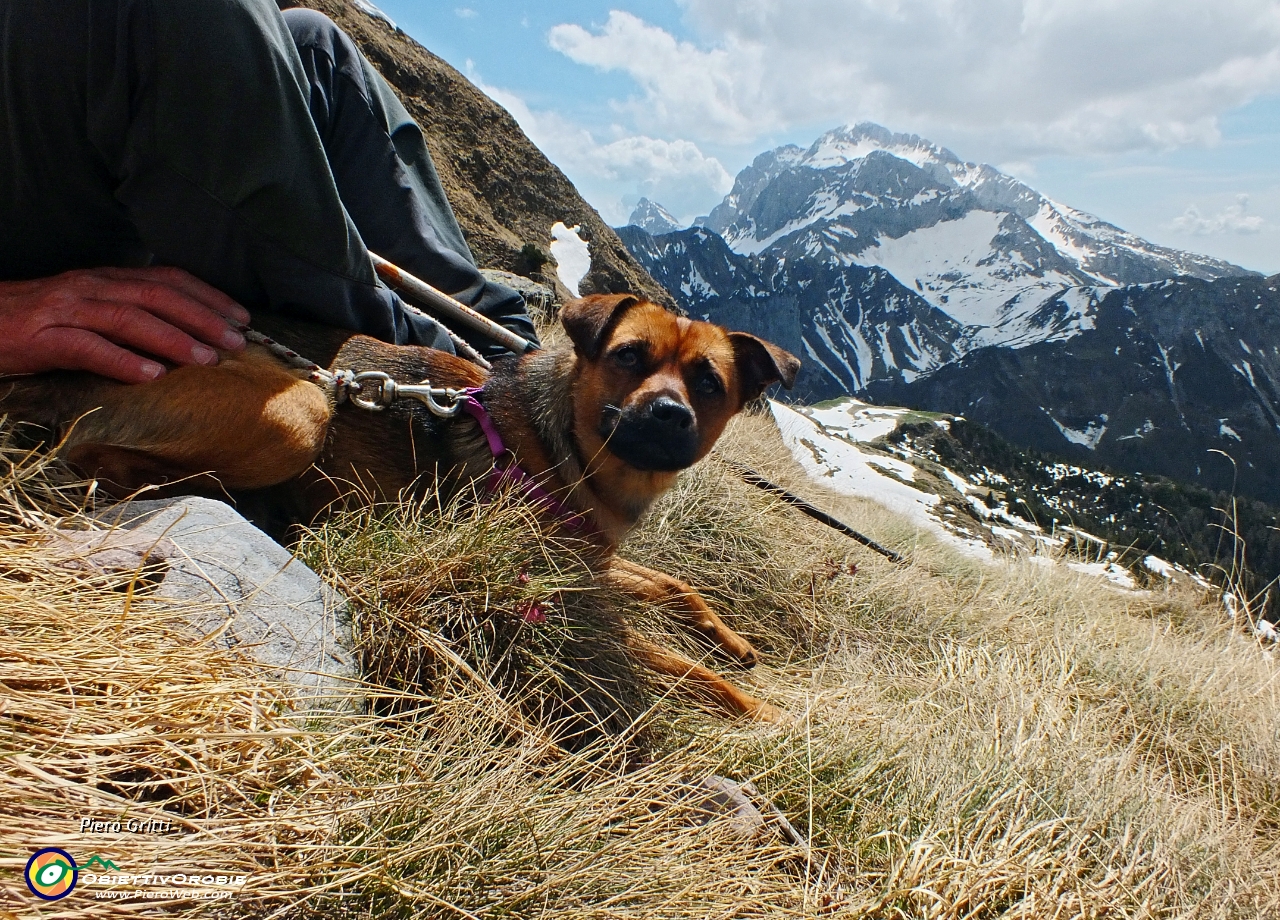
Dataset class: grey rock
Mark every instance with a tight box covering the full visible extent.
[94,497,357,703]
[42,527,176,576]
[682,774,808,848]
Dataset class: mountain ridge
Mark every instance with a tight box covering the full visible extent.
[703,123,1254,288]
[618,123,1278,502]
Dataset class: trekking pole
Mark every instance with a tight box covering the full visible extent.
[371,252,540,357]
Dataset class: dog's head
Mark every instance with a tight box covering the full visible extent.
[561,294,799,473]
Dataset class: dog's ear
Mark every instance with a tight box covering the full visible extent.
[560,294,643,359]
[729,332,801,401]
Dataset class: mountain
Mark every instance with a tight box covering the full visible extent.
[618,225,965,398]
[627,198,682,235]
[300,0,673,308]
[775,396,1279,623]
[869,274,1280,502]
[618,123,1278,501]
[707,123,1250,286]
[698,124,1254,344]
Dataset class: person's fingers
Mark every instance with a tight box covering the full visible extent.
[96,266,252,326]
[32,326,166,384]
[64,299,222,369]
[62,277,244,356]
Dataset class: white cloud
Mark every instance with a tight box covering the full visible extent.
[548,2,1280,159]
[579,136,734,222]
[470,75,732,225]
[1170,195,1267,235]
[454,7,477,19]
[549,12,765,144]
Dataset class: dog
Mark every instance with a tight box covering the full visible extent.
[0,294,800,721]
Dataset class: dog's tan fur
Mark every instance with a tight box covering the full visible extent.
[0,295,800,721]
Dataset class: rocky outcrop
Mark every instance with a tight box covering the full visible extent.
[296,0,674,309]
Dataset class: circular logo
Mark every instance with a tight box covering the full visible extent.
[25,848,78,901]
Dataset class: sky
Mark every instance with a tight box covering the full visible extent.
[362,0,1280,274]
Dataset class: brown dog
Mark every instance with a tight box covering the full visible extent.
[0,295,799,721]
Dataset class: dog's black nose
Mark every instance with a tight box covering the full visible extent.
[649,396,693,430]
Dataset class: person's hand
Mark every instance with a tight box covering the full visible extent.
[0,266,250,384]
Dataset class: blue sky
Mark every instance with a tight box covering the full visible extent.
[366,0,1279,274]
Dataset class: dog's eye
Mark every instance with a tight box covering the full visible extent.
[614,346,641,368]
[695,372,723,395]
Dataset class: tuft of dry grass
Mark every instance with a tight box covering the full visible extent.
[2,412,1279,918]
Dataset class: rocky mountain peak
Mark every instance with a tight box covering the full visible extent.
[626,198,682,235]
[802,122,964,177]
[700,144,805,235]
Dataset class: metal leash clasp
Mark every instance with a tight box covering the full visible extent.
[348,371,466,417]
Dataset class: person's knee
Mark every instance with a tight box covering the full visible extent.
[281,7,351,57]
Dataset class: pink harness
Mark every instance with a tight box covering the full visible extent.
[456,387,598,539]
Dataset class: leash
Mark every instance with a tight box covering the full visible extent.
[716,457,908,566]
[243,328,595,535]
[242,328,468,418]
[240,252,528,413]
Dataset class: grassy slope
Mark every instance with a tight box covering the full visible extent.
[2,414,1278,918]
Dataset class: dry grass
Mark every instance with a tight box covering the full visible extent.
[2,412,1278,918]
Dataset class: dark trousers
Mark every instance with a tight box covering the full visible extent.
[0,0,536,356]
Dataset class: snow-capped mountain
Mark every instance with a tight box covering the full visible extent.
[626,198,682,236]
[617,123,1278,502]
[869,274,1280,504]
[617,224,965,396]
[698,123,1252,347]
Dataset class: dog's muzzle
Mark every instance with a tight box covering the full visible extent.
[601,396,700,471]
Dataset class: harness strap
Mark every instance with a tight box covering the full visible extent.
[245,330,595,537]
[456,388,597,538]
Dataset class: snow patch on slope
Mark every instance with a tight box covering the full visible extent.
[770,402,992,558]
[351,0,396,29]
[550,223,591,297]
[1048,414,1108,450]
[773,397,1191,593]
[804,401,911,442]
[854,211,1082,336]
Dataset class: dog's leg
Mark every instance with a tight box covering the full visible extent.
[604,557,758,664]
[628,637,783,722]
